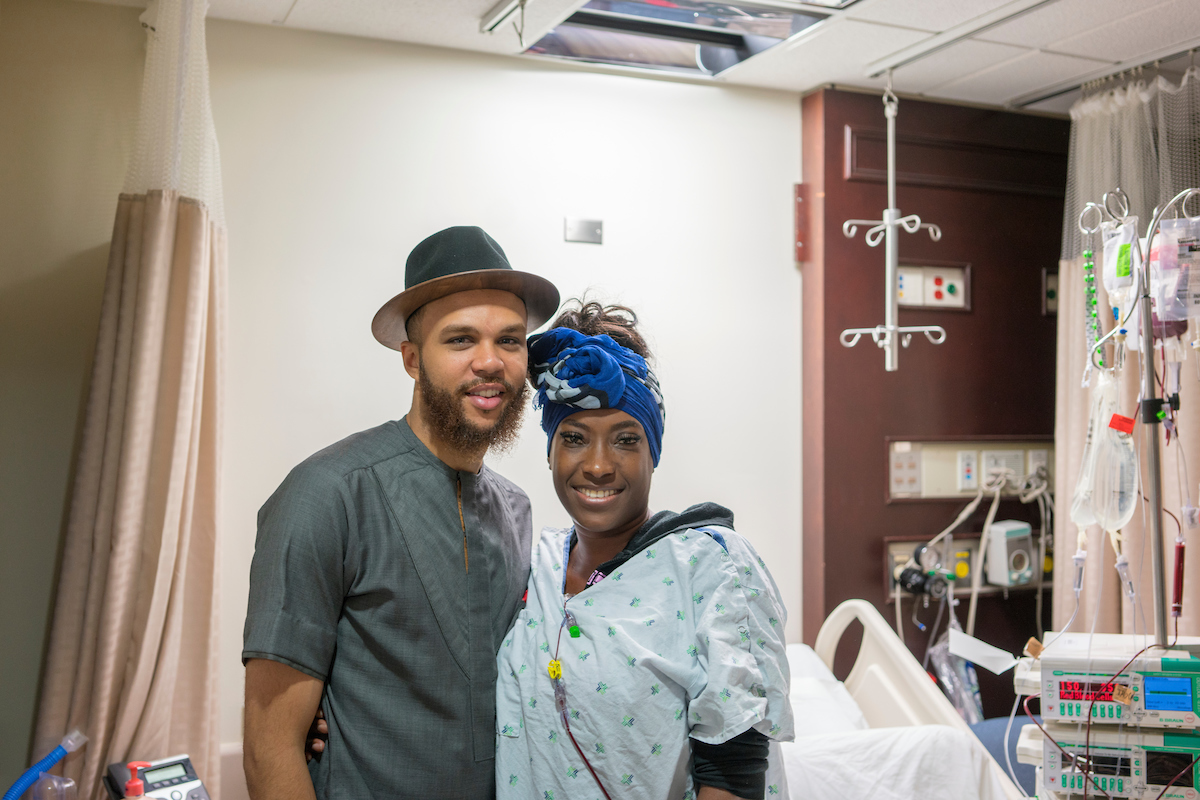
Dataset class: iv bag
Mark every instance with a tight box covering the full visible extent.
[1103,220,1138,296]
[1092,404,1139,533]
[1158,217,1200,320]
[1070,369,1117,528]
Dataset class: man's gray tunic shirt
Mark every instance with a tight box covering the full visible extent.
[243,418,532,799]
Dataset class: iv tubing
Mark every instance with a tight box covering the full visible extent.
[2,731,87,800]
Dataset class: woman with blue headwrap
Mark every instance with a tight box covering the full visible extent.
[495,302,794,800]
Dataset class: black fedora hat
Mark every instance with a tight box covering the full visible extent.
[372,226,560,350]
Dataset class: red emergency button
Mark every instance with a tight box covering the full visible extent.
[935,290,944,300]
[934,277,944,286]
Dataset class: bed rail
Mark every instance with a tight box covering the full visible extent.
[813,599,1026,799]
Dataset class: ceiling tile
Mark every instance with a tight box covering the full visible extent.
[846,0,1007,34]
[718,18,930,93]
[978,0,1168,50]
[282,0,585,56]
[930,49,1107,105]
[1047,0,1200,62]
[889,39,1028,94]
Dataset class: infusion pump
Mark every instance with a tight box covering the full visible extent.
[1037,632,1200,729]
[1019,723,1200,800]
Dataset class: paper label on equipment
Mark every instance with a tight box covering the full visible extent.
[1024,637,1044,658]
[1113,684,1133,705]
[1117,243,1132,277]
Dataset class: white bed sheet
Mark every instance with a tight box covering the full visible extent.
[778,725,1010,800]
[779,643,1010,800]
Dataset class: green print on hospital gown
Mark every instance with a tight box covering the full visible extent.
[688,555,698,566]
[768,785,780,795]
[565,767,579,779]
[608,626,617,637]
[650,683,661,695]
[674,708,684,720]
[542,791,554,800]
[719,688,732,702]
[646,549,656,558]
[595,742,606,754]
[686,644,698,658]
[630,597,641,608]
[528,697,537,708]
[548,731,558,743]
[584,598,594,606]
[621,775,634,787]
[651,743,662,756]
[578,651,590,661]
[663,576,674,586]
[627,655,637,667]
[714,603,725,614]
[692,593,704,604]
[596,682,608,694]
[508,775,517,786]
[677,610,685,621]
[540,642,550,653]
[622,715,635,727]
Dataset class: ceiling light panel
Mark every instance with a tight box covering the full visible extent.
[932,48,1108,105]
[717,18,928,92]
[283,0,586,55]
[977,0,1166,50]
[890,39,1028,94]
[207,0,298,24]
[847,0,1009,34]
[1047,0,1200,63]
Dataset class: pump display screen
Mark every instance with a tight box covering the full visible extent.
[1144,677,1194,712]
[143,764,187,784]
[1147,751,1196,786]
[1059,680,1120,702]
[1064,753,1131,777]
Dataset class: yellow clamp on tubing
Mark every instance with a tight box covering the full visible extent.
[548,660,562,679]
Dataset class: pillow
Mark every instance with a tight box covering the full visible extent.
[785,643,869,735]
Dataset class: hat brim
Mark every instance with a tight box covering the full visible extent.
[372,269,561,350]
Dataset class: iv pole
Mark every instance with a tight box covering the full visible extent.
[1083,187,1200,646]
[840,72,946,372]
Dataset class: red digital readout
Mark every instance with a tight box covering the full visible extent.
[1059,681,1118,702]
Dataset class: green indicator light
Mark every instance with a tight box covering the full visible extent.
[948,284,957,294]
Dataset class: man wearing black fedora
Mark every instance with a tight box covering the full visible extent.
[242,226,560,800]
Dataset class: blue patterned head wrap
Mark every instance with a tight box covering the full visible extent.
[528,328,666,466]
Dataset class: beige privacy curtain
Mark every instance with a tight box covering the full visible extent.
[1054,70,1200,640]
[34,1,226,798]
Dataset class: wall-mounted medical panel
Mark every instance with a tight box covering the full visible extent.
[897,263,971,310]
[887,436,1054,502]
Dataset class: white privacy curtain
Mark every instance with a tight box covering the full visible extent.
[34,2,227,798]
[1054,68,1200,640]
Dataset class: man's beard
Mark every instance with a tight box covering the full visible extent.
[418,366,528,457]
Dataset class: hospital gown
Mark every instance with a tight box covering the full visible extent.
[496,522,794,800]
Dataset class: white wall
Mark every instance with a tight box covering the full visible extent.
[210,20,802,746]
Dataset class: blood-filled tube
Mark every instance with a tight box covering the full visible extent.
[1172,539,1186,618]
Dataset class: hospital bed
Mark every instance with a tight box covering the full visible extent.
[776,598,1026,800]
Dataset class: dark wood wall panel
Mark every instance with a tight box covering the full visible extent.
[802,89,1069,718]
[844,125,1068,197]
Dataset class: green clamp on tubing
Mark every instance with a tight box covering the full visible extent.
[1141,398,1167,424]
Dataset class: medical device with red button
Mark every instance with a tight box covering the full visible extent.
[1039,632,1200,730]
[103,755,210,800]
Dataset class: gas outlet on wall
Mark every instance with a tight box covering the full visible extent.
[957,450,978,491]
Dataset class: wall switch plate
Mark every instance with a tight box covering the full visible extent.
[897,267,925,306]
[1027,449,1049,475]
[923,267,967,308]
[957,450,978,491]
[1043,270,1058,315]
[564,218,603,244]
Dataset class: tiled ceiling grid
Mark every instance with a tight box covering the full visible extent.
[79,0,1200,112]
